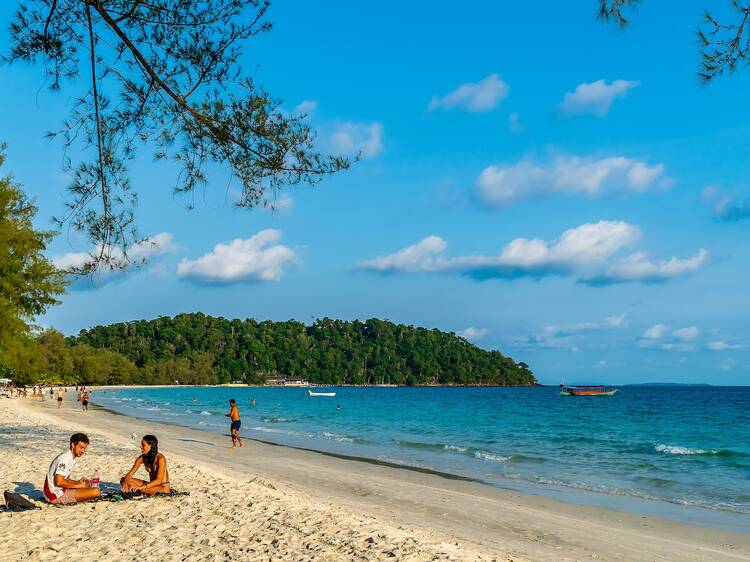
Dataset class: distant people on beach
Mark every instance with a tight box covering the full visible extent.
[225,399,243,448]
[56,388,64,409]
[43,433,101,504]
[81,391,89,412]
[120,434,170,495]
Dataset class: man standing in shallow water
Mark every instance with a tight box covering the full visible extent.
[225,399,243,449]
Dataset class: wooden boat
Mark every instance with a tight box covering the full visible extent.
[559,385,617,396]
[307,389,336,397]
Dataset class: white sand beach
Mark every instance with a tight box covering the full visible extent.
[1,396,749,562]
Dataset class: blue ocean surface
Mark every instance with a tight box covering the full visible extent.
[93,386,750,531]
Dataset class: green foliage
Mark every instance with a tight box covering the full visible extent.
[72,313,536,386]
[597,1,750,84]
[0,149,67,381]
[7,1,351,271]
[595,0,640,30]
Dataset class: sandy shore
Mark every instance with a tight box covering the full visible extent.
[1,397,749,562]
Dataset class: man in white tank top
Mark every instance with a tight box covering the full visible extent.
[43,433,101,504]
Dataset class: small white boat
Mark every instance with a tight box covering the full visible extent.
[307,389,336,397]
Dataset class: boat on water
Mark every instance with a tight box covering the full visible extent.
[559,385,617,396]
[307,389,336,397]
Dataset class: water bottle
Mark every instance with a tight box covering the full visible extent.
[92,468,100,488]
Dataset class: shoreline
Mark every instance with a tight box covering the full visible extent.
[90,386,750,533]
[4,396,750,561]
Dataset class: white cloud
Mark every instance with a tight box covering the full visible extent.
[177,229,298,285]
[476,154,667,207]
[559,79,639,117]
[456,221,639,274]
[516,313,627,351]
[53,232,176,272]
[606,313,627,328]
[720,359,736,371]
[263,192,293,213]
[330,121,383,159]
[657,342,696,352]
[359,221,639,279]
[587,248,709,285]
[508,112,525,134]
[428,74,509,112]
[52,232,176,289]
[674,326,700,341]
[642,323,669,339]
[358,235,447,273]
[53,250,96,272]
[459,327,488,341]
[700,185,750,222]
[637,325,742,352]
[294,100,318,115]
[707,341,745,351]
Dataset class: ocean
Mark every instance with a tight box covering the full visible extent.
[92,385,750,531]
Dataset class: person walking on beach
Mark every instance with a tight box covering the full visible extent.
[57,388,64,409]
[225,399,243,448]
[43,433,101,504]
[81,391,89,412]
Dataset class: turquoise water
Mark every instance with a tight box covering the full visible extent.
[93,386,750,529]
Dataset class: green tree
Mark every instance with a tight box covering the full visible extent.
[38,329,74,381]
[0,148,67,380]
[8,0,351,272]
[74,313,538,387]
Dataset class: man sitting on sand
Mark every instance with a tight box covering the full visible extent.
[43,433,101,504]
[120,434,170,495]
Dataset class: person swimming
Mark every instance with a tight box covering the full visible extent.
[120,435,170,495]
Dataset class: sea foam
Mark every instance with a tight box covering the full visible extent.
[655,444,717,455]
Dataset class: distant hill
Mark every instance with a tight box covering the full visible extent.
[73,313,537,387]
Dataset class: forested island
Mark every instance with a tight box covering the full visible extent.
[39,313,533,387]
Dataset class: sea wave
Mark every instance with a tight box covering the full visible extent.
[395,439,512,463]
[251,426,308,437]
[474,451,511,463]
[655,444,718,455]
[321,432,355,443]
[200,411,212,416]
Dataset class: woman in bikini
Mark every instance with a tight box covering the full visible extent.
[120,434,170,495]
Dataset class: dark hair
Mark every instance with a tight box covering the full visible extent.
[141,434,159,472]
[229,399,235,404]
[70,433,89,446]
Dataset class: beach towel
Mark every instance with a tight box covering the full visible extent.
[96,489,190,503]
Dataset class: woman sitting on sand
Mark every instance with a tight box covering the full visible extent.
[120,435,170,495]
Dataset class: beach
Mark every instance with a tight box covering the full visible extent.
[1,396,749,562]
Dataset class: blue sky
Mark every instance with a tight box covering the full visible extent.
[2,1,749,385]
